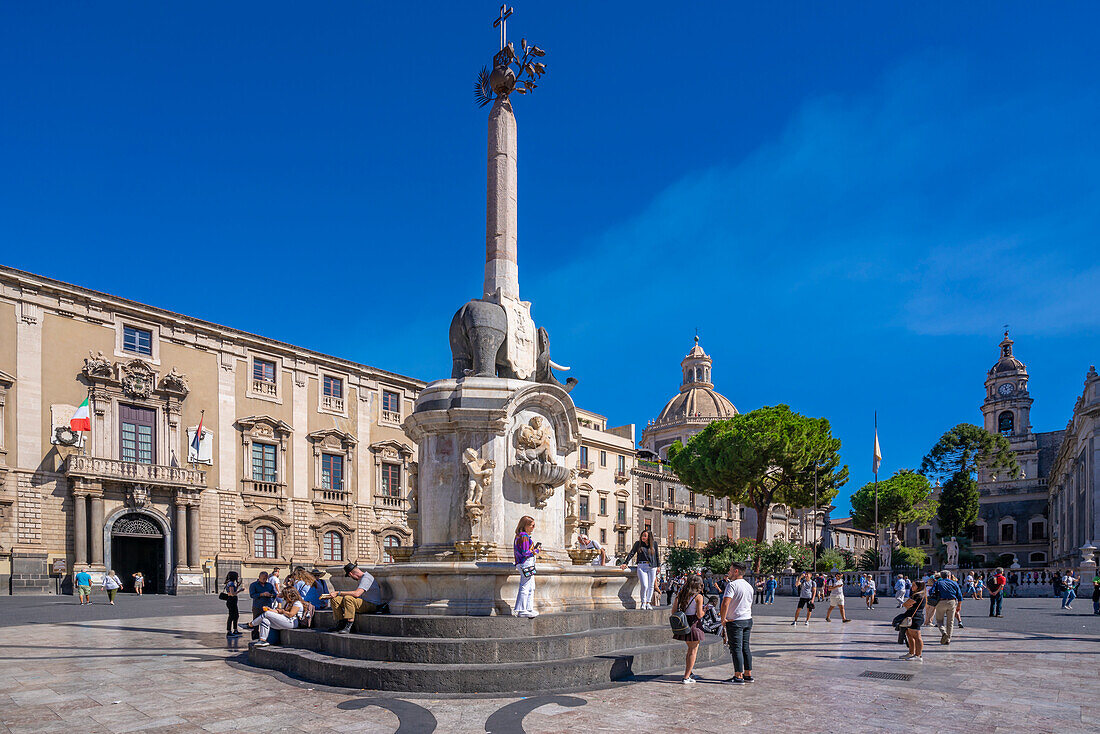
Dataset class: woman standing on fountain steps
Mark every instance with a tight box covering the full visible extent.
[514,515,541,618]
[621,529,661,610]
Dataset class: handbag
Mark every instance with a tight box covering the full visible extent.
[520,564,536,579]
[218,592,230,601]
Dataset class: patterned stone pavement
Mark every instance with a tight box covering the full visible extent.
[0,598,1097,733]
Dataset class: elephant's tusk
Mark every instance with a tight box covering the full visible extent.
[548,359,570,371]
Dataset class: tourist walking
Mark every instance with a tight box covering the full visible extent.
[248,571,277,640]
[132,571,145,596]
[251,587,305,647]
[974,574,985,600]
[269,568,282,595]
[894,575,907,607]
[102,570,122,605]
[825,573,851,623]
[791,572,816,626]
[764,575,777,604]
[620,529,661,610]
[931,571,962,644]
[672,574,706,684]
[988,568,1007,617]
[514,515,541,618]
[1061,571,1079,610]
[861,574,876,609]
[897,580,927,661]
[222,571,241,637]
[720,561,754,685]
[74,568,92,605]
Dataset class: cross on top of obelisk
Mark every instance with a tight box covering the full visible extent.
[494,5,514,51]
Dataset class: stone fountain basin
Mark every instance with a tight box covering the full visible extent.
[505,461,569,488]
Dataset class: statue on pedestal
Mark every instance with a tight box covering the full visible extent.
[944,536,959,567]
[462,448,495,526]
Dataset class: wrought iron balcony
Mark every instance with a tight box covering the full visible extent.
[66,455,207,488]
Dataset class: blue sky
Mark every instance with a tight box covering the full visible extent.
[3,2,1098,515]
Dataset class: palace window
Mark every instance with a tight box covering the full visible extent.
[381,463,401,496]
[644,483,652,503]
[709,497,715,512]
[599,497,607,516]
[119,405,156,464]
[688,524,697,546]
[254,527,277,559]
[617,500,626,525]
[972,524,986,543]
[323,375,343,399]
[667,520,675,542]
[667,486,674,504]
[122,325,153,356]
[252,443,277,482]
[382,535,400,563]
[1029,551,1046,564]
[1000,521,1015,543]
[617,531,626,554]
[617,454,626,473]
[1030,520,1046,540]
[599,529,606,544]
[998,411,1014,436]
[579,495,589,522]
[322,531,343,562]
[708,525,715,541]
[579,446,589,467]
[381,390,401,422]
[600,450,607,467]
[918,528,931,546]
[321,454,344,491]
[253,358,276,385]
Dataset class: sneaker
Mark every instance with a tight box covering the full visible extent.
[252,641,269,647]
[333,621,354,635]
[681,677,695,685]
[742,675,754,683]
[519,611,539,618]
[725,677,746,685]
[899,653,913,659]
[842,619,851,623]
[790,621,797,626]
[908,656,923,662]
[804,621,810,626]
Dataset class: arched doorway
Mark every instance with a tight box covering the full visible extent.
[110,514,166,593]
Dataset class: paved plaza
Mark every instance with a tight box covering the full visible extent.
[1,595,1098,733]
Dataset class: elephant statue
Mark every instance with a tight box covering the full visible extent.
[449,299,577,392]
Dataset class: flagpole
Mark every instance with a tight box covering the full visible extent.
[874,411,879,561]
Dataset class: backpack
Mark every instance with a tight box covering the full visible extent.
[669,610,690,636]
[299,599,316,628]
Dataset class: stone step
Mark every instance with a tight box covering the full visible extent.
[280,623,680,664]
[248,635,729,694]
[343,607,670,639]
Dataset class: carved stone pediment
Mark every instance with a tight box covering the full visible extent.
[368,439,413,461]
[307,428,357,452]
[120,359,156,399]
[158,366,190,396]
[237,415,293,443]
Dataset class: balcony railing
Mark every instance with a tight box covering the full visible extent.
[243,479,283,496]
[252,379,277,397]
[614,471,630,483]
[321,395,345,413]
[376,493,407,509]
[314,487,349,503]
[576,461,595,474]
[66,455,207,488]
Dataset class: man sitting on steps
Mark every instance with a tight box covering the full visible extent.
[321,563,386,634]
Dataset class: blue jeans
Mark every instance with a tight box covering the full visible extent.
[989,592,1003,616]
[725,619,753,673]
[764,589,774,604]
[1062,589,1076,608]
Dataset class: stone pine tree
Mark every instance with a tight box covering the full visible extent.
[668,404,848,569]
[921,423,1019,538]
[850,469,937,537]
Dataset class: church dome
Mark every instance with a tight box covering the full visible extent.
[654,337,738,423]
[990,331,1027,375]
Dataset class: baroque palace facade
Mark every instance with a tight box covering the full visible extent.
[0,266,424,594]
[0,265,640,594]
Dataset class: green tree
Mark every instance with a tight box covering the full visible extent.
[817,548,850,572]
[857,548,880,571]
[850,469,937,536]
[921,423,1019,484]
[668,405,849,569]
[893,546,928,568]
[937,472,980,537]
[665,545,702,576]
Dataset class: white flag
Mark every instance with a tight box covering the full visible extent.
[873,429,882,474]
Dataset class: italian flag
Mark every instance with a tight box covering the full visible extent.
[70,397,91,432]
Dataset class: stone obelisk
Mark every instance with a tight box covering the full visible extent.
[485,96,519,301]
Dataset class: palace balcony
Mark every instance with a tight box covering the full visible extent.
[381,409,403,424]
[252,379,277,397]
[684,505,704,517]
[242,479,284,496]
[376,494,408,510]
[576,461,595,475]
[314,487,350,504]
[66,455,207,488]
[321,395,345,413]
[614,471,630,483]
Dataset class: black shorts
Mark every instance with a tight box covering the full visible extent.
[797,597,815,610]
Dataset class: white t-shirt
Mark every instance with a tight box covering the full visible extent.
[722,578,753,621]
[287,600,303,624]
[580,539,605,565]
[270,575,282,593]
[829,579,845,596]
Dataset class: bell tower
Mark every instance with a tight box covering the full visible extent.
[980,330,1035,481]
